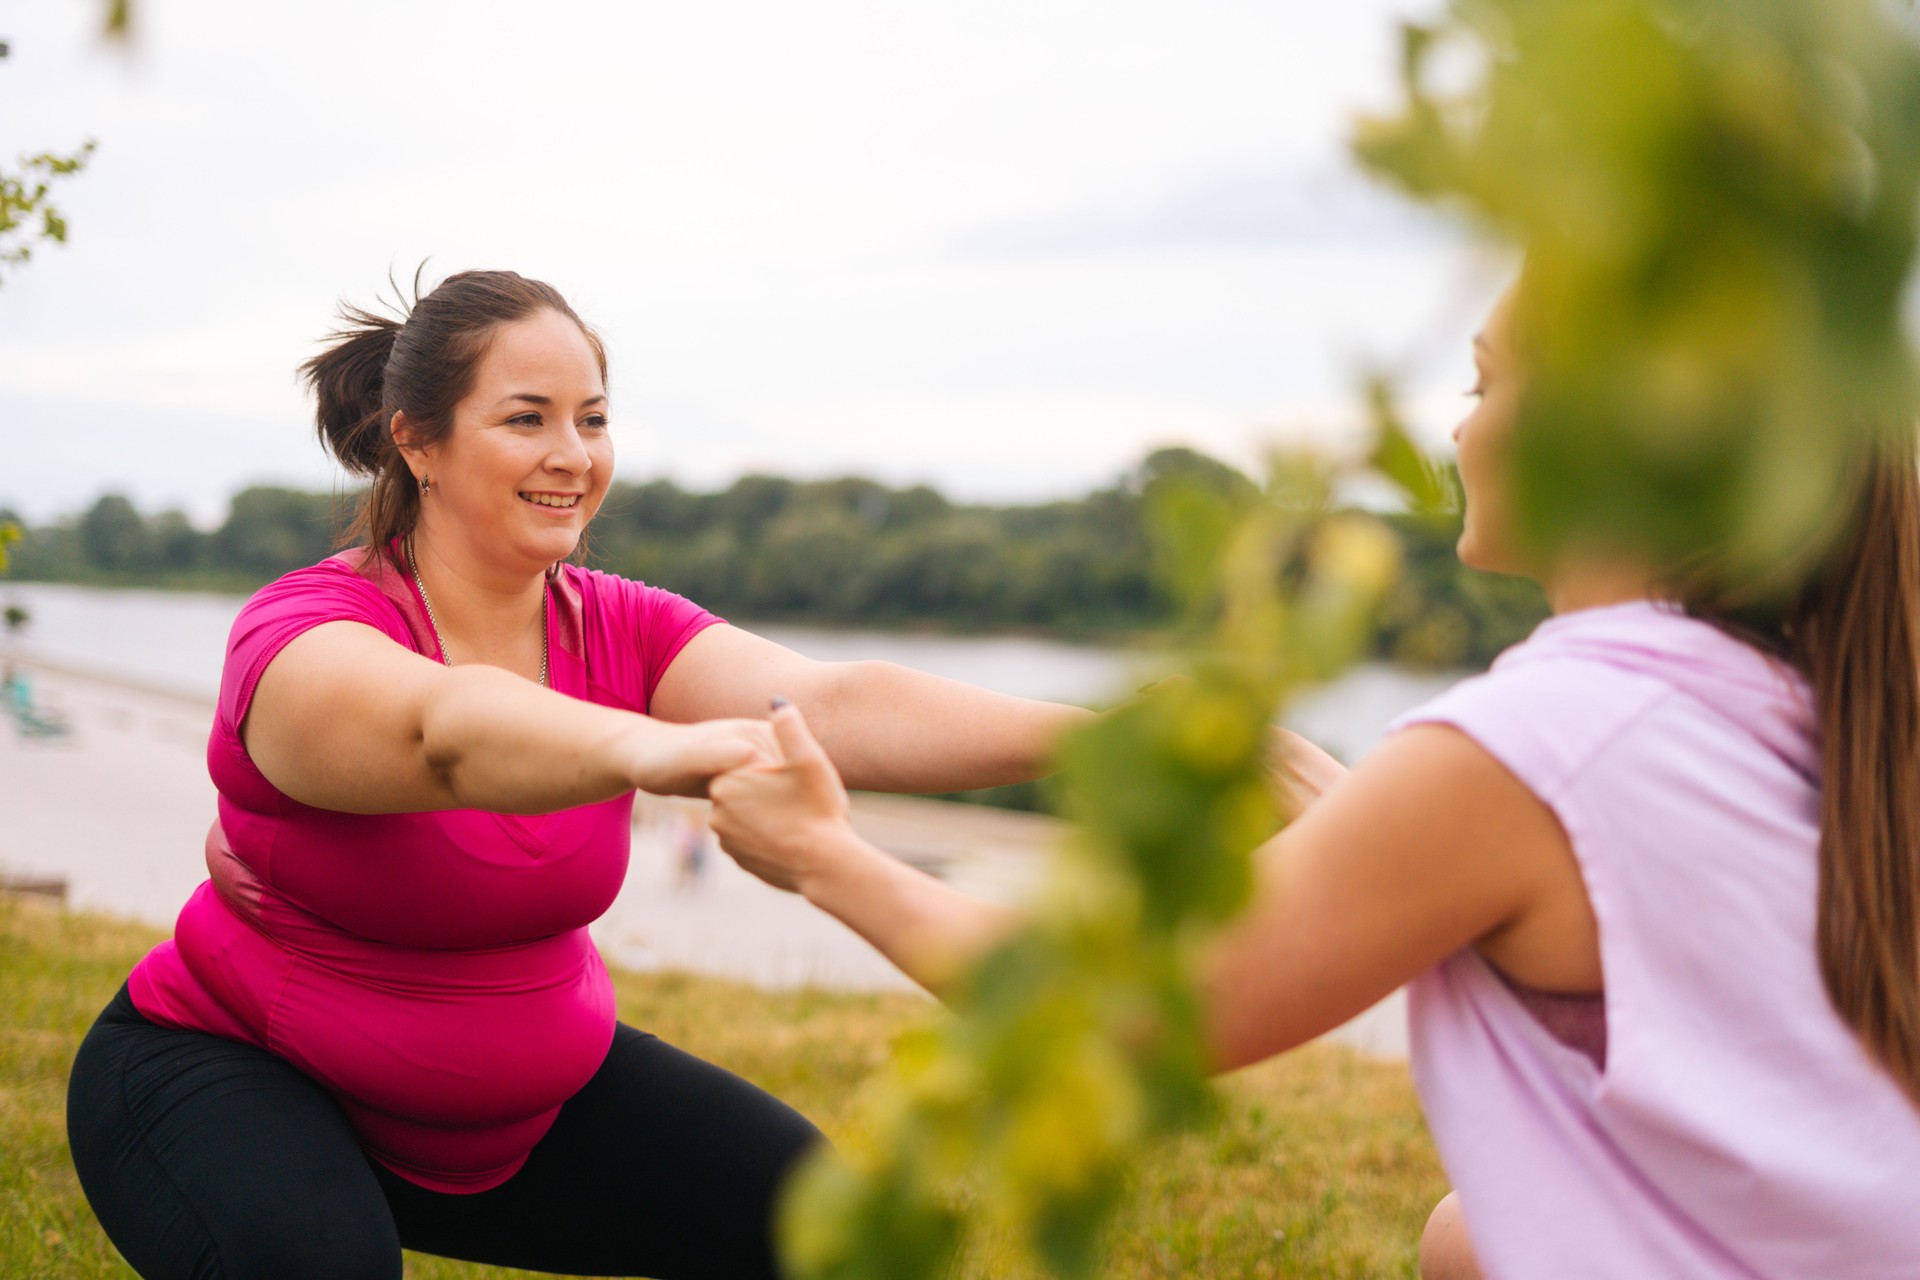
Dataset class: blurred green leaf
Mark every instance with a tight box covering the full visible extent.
[1357,0,1920,591]
[1366,377,1459,521]
[781,1,1920,1273]
[780,447,1402,1276]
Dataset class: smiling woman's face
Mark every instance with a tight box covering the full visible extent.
[407,308,613,574]
[1453,287,1528,578]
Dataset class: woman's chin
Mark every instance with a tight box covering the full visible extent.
[510,524,583,570]
[543,531,584,565]
[1455,530,1508,576]
[1456,530,1483,571]
[1456,532,1537,582]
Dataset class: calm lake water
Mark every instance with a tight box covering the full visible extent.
[0,582,1466,761]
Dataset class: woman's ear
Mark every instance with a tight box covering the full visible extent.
[390,410,428,481]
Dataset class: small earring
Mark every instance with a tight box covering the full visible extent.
[419,475,431,494]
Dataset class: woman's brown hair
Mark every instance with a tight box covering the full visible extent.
[300,269,607,554]
[1615,411,1920,1105]
[1758,431,1920,1105]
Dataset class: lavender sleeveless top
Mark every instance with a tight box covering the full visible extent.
[1391,601,1920,1278]
[128,547,720,1192]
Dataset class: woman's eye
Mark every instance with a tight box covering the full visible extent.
[582,415,609,430]
[510,413,542,426]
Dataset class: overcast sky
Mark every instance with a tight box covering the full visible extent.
[0,0,1507,526]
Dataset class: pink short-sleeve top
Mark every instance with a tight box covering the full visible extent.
[127,545,721,1193]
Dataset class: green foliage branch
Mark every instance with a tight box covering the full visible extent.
[0,0,130,286]
[776,436,1435,1279]
[776,1,1920,1275]
[0,142,95,283]
[1355,0,1920,588]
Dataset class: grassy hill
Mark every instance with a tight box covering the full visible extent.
[2,897,1444,1278]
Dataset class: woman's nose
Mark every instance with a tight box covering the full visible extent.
[548,424,592,473]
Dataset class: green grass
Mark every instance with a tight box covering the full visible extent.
[0,897,1444,1278]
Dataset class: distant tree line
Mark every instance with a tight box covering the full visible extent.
[2,446,1546,669]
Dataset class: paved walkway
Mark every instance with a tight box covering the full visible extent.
[0,660,1406,1057]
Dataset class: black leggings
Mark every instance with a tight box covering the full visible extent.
[67,985,825,1280]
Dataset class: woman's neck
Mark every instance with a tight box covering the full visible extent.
[1545,558,1662,616]
[405,524,549,655]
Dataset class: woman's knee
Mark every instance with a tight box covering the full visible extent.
[66,991,401,1280]
[1419,1191,1483,1280]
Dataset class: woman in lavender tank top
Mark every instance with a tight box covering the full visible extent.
[708,280,1920,1278]
[66,271,1094,1280]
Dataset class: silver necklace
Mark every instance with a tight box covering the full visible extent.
[406,536,548,688]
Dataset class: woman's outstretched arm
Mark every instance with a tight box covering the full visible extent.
[1197,724,1587,1069]
[649,624,1093,794]
[708,704,1595,1066]
[244,621,776,815]
[706,701,1022,996]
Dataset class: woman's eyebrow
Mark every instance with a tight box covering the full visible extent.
[500,393,608,407]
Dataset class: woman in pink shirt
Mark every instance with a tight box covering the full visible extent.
[66,270,1090,1280]
[707,281,1920,1278]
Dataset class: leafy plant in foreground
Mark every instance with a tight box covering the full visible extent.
[776,426,1437,1279]
[776,1,1920,1275]
[1355,0,1920,588]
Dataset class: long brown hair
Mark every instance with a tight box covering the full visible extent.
[1785,433,1920,1101]
[300,269,607,554]
[1683,426,1920,1105]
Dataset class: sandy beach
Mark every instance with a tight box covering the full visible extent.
[0,658,1406,1057]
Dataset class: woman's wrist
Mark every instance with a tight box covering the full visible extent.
[611,715,682,794]
[616,715,756,798]
[797,821,1021,999]
[797,825,894,915]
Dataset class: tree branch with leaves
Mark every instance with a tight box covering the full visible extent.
[0,0,132,285]
[771,1,1920,1276]
[0,142,96,283]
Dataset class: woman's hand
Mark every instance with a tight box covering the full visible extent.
[1267,727,1349,819]
[623,717,780,799]
[708,700,857,894]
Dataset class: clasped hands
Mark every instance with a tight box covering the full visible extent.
[705,700,856,896]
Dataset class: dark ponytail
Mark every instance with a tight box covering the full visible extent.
[303,305,402,478]
[298,270,607,554]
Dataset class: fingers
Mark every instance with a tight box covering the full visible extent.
[767,696,827,766]
[1263,727,1349,819]
[700,729,763,780]
[742,719,780,768]
[718,718,779,765]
